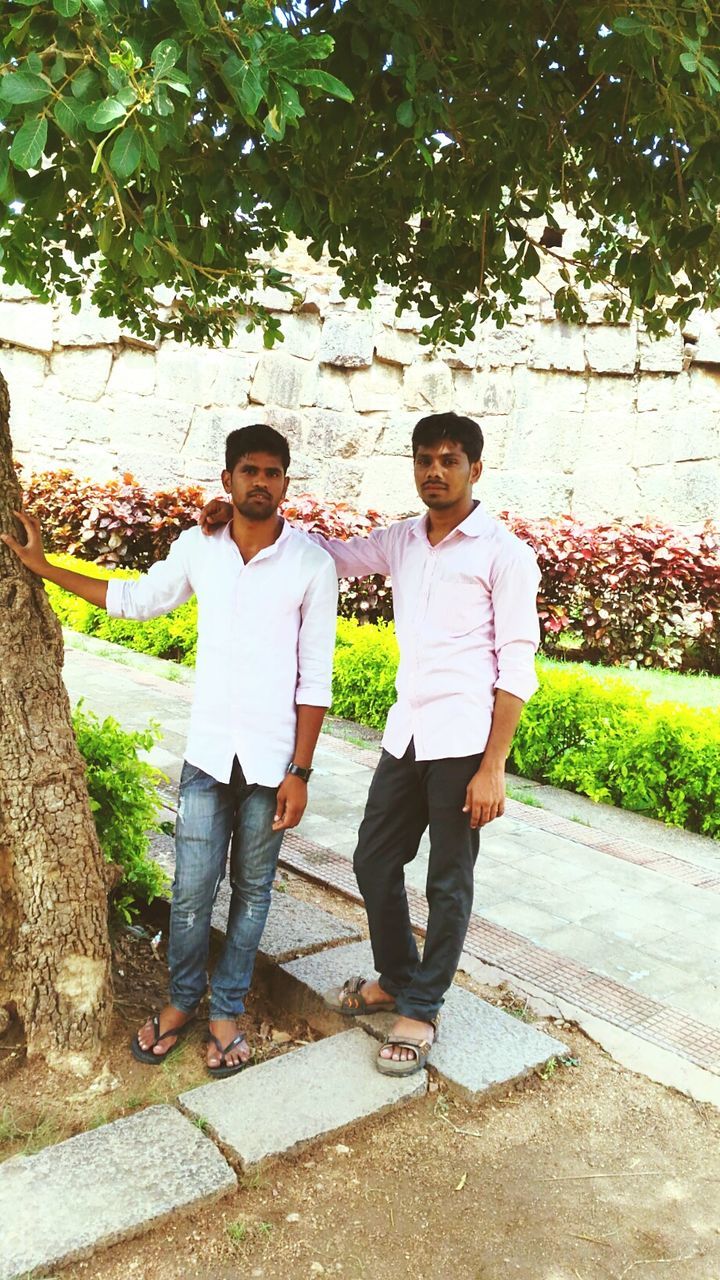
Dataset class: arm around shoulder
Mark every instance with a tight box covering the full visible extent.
[304,524,393,579]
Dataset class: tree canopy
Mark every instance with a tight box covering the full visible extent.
[2,0,720,347]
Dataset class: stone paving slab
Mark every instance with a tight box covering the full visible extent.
[279,941,569,1099]
[149,833,360,961]
[214,881,361,962]
[0,1105,236,1280]
[180,1027,425,1167]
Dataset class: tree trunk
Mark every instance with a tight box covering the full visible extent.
[0,369,112,1069]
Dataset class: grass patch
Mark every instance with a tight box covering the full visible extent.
[541,656,720,711]
[506,785,543,808]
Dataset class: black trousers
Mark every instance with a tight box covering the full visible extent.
[353,740,482,1022]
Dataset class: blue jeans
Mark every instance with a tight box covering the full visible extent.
[167,758,283,1020]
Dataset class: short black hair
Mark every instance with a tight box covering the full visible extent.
[225,424,290,473]
[411,412,484,463]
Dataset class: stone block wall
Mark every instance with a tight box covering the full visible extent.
[2,260,720,525]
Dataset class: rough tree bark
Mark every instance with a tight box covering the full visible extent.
[0,369,112,1069]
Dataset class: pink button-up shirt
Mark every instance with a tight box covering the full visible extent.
[312,502,540,761]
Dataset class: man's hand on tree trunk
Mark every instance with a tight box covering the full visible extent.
[2,510,109,608]
[1,510,49,575]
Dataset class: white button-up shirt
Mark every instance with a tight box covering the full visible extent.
[312,502,540,761]
[106,522,337,786]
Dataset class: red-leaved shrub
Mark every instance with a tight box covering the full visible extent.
[23,470,205,570]
[503,514,720,673]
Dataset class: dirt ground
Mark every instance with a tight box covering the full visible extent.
[1,876,719,1280]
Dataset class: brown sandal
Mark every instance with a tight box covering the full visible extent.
[324,975,397,1016]
[376,1018,439,1077]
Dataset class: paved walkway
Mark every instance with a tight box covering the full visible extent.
[62,632,720,1079]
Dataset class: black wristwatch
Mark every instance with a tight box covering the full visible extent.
[287,762,313,782]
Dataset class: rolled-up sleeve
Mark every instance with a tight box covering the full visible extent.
[296,554,339,706]
[105,530,194,620]
[305,527,393,578]
[492,542,541,703]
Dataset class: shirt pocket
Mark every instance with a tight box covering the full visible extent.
[431,574,488,637]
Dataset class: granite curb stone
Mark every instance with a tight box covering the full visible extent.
[0,1105,236,1280]
[280,940,569,1098]
[180,1027,426,1166]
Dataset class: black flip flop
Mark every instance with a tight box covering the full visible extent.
[130,1012,195,1065]
[206,1030,250,1079]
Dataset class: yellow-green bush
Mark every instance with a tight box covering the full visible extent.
[73,703,169,922]
[510,666,720,837]
[332,618,399,728]
[46,554,198,665]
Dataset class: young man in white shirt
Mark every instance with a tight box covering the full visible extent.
[201,412,540,1077]
[3,425,337,1077]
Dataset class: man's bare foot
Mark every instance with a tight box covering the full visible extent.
[136,1005,194,1057]
[379,1015,436,1062]
[207,1019,251,1072]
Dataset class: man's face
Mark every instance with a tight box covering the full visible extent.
[222,451,289,521]
[413,439,482,510]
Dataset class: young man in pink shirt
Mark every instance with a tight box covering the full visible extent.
[202,412,540,1075]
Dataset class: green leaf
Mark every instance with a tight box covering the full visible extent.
[0,71,51,105]
[116,84,137,108]
[680,52,697,72]
[143,134,160,171]
[293,68,354,103]
[152,83,174,116]
[396,99,415,126]
[55,95,85,138]
[82,0,109,19]
[642,25,662,52]
[702,64,720,94]
[109,126,142,180]
[50,54,67,84]
[613,15,646,35]
[53,0,82,14]
[163,77,191,97]
[84,98,127,131]
[152,39,180,78]
[9,114,48,170]
[523,242,541,277]
[684,223,713,249]
[265,104,285,139]
[277,78,303,124]
[174,0,207,36]
[223,57,265,116]
[71,67,99,100]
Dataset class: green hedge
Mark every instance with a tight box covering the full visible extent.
[73,703,169,922]
[509,667,720,838]
[46,554,198,665]
[47,562,719,838]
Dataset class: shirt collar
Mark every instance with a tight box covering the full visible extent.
[411,500,491,543]
[220,516,290,560]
